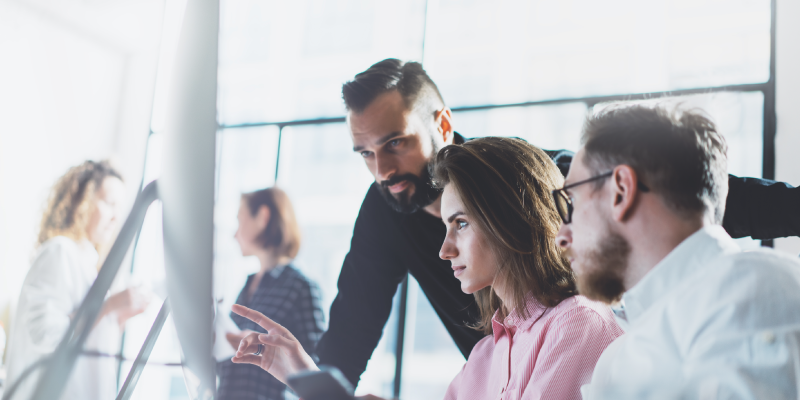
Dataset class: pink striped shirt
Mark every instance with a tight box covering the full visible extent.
[444,294,624,400]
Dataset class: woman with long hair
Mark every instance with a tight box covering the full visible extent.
[228,138,623,399]
[6,160,149,400]
[216,187,325,400]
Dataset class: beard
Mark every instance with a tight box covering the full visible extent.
[574,223,631,304]
[377,158,442,214]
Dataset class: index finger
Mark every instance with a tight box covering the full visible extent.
[231,304,287,335]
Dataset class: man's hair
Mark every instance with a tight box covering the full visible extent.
[241,187,302,260]
[342,59,445,117]
[582,102,728,223]
[433,137,576,334]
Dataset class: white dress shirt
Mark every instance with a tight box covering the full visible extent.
[582,225,800,400]
[6,236,120,400]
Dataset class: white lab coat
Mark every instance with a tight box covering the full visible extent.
[6,236,119,400]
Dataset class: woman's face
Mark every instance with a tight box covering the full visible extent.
[86,177,125,247]
[234,199,268,257]
[439,184,500,294]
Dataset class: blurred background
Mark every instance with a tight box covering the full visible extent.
[1,0,800,399]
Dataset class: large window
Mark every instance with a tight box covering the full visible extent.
[424,0,771,106]
[214,1,776,398]
[120,0,776,399]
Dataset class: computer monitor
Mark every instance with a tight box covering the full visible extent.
[159,0,219,397]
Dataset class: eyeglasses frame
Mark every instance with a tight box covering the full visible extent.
[551,170,650,224]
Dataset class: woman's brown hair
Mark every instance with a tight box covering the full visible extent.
[242,187,302,260]
[38,160,123,247]
[433,137,576,334]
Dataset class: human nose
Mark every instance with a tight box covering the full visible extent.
[374,153,398,182]
[556,223,572,250]
[439,233,458,260]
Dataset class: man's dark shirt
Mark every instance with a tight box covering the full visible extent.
[316,135,800,386]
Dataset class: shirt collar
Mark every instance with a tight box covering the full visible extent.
[621,225,739,324]
[269,264,287,279]
[491,293,547,343]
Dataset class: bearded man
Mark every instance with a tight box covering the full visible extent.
[555,103,800,399]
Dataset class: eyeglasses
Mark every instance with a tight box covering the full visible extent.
[551,171,650,224]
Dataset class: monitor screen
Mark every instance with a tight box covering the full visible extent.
[159,0,219,398]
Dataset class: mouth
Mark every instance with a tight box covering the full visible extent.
[564,250,575,265]
[388,180,410,194]
[452,265,466,278]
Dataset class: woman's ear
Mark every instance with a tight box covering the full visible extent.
[257,205,271,230]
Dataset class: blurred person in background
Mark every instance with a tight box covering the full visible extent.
[228,137,624,400]
[311,58,800,388]
[217,187,325,400]
[5,160,150,400]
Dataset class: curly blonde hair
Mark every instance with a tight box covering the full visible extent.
[38,160,123,247]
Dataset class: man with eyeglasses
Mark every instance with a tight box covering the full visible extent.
[313,58,800,388]
[555,103,800,399]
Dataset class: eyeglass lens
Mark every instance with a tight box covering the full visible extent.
[553,190,572,224]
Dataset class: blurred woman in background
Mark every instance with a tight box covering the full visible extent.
[217,187,325,400]
[6,160,149,400]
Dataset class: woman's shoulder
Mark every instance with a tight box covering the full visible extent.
[548,295,621,330]
[467,334,496,359]
[36,236,97,261]
[29,236,82,269]
[21,237,89,294]
[37,235,79,254]
[281,265,319,289]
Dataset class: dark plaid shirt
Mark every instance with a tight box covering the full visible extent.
[217,265,325,400]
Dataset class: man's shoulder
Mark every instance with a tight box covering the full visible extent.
[544,149,573,178]
[706,248,800,293]
[668,248,800,333]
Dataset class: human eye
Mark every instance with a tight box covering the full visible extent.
[388,138,402,147]
[456,219,468,230]
[360,150,373,158]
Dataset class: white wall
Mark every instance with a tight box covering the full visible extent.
[774,0,800,256]
[0,0,164,343]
